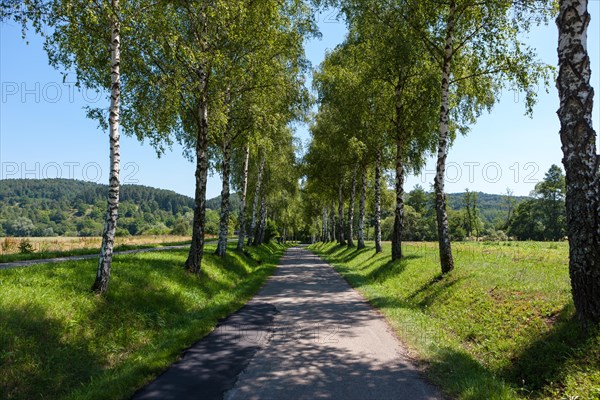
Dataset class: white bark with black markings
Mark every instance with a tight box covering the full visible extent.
[338,184,346,245]
[375,151,382,254]
[92,0,121,294]
[357,165,367,250]
[347,164,357,247]
[248,154,265,246]
[391,136,405,261]
[434,1,456,274]
[557,0,600,323]
[216,139,232,258]
[185,71,210,274]
[237,145,250,251]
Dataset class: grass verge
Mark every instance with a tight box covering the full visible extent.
[309,241,600,400]
[0,242,286,400]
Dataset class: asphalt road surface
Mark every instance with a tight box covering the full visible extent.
[132,247,443,400]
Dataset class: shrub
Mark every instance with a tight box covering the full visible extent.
[18,239,34,254]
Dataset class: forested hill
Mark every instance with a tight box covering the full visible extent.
[0,179,195,237]
[205,193,241,212]
[446,192,529,223]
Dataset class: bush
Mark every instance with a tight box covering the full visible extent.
[115,227,131,237]
[18,239,34,254]
[170,219,191,236]
[483,229,508,242]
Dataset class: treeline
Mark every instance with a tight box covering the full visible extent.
[1,175,566,242]
[380,165,566,242]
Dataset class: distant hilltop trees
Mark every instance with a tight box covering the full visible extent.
[0,179,195,237]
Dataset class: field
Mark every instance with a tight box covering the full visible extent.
[309,241,600,400]
[0,236,199,263]
[1,235,194,255]
[0,242,285,400]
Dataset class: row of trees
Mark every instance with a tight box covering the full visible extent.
[2,0,314,293]
[2,0,598,323]
[302,0,599,324]
[304,0,551,263]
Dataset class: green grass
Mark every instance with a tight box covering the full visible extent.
[0,241,195,263]
[0,242,286,400]
[309,241,600,400]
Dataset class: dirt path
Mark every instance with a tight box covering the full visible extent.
[133,247,443,400]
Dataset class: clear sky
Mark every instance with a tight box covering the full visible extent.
[1,5,599,199]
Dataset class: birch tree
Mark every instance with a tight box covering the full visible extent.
[419,0,553,273]
[556,0,600,324]
[1,0,159,294]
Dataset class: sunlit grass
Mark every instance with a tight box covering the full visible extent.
[309,241,599,400]
[0,242,285,400]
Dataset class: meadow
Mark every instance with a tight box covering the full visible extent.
[0,242,285,400]
[309,241,600,400]
[0,235,196,263]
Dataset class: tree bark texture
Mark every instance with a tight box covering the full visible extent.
[248,154,265,246]
[347,164,357,247]
[338,184,346,245]
[93,0,121,294]
[557,0,600,323]
[375,151,383,254]
[391,137,405,261]
[331,202,336,243]
[357,165,367,250]
[237,144,250,251]
[216,139,232,258]
[434,1,456,274]
[185,84,210,274]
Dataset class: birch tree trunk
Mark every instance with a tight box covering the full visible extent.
[92,0,121,294]
[331,202,336,243]
[185,73,210,274]
[237,144,250,251]
[557,0,600,324]
[357,165,367,250]
[322,206,327,242]
[216,139,231,258]
[338,184,346,245]
[434,1,456,274]
[255,194,267,245]
[347,164,357,247]
[375,151,383,254]
[392,135,405,260]
[248,154,265,246]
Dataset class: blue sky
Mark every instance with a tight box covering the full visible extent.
[1,6,599,199]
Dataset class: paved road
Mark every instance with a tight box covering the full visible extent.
[133,247,443,400]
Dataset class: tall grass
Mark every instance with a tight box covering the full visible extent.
[0,235,195,256]
[0,242,285,400]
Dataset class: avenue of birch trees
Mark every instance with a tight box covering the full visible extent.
[2,0,314,292]
[303,0,599,325]
[1,0,599,325]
